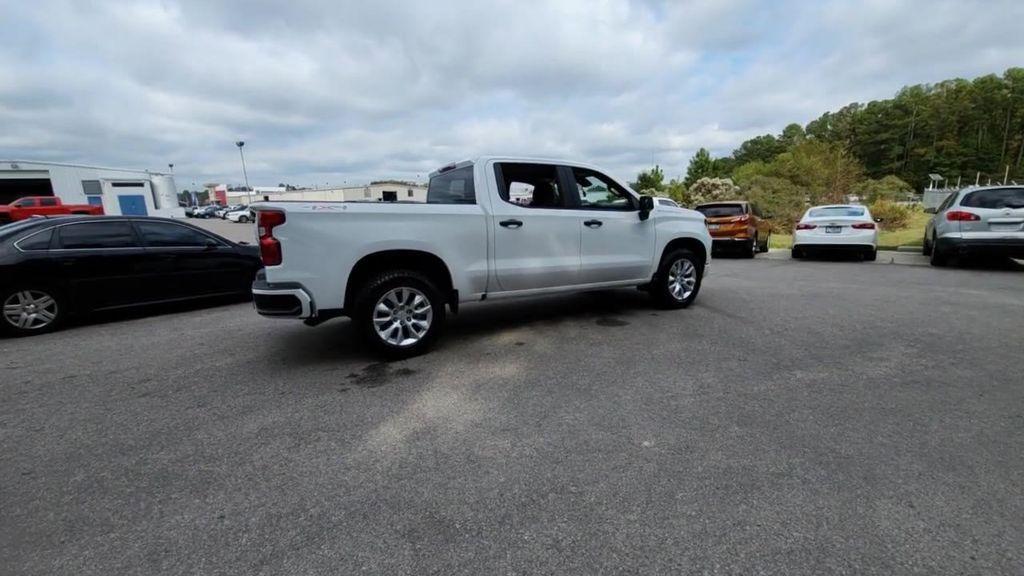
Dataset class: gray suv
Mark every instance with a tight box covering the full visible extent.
[923,185,1024,266]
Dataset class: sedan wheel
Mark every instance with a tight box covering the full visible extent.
[2,289,61,335]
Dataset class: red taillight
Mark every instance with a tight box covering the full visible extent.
[257,210,285,266]
[852,222,875,229]
[795,223,816,230]
[946,210,980,222]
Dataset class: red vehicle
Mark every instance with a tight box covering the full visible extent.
[0,196,104,224]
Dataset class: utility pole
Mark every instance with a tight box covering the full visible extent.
[1004,164,1010,185]
[236,141,252,204]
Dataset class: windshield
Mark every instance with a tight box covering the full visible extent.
[696,204,745,217]
[808,206,865,218]
[427,166,476,205]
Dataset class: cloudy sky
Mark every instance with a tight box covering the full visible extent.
[1,0,1022,188]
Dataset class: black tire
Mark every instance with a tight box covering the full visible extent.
[922,234,932,256]
[791,247,804,259]
[238,215,249,223]
[742,237,757,258]
[930,239,949,267]
[759,233,771,253]
[652,249,703,309]
[0,285,65,337]
[352,270,446,359]
[864,248,877,262]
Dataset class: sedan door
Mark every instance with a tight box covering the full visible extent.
[53,221,148,311]
[489,162,581,291]
[134,220,254,300]
[564,167,655,284]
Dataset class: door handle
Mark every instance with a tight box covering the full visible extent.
[499,219,523,229]
[583,219,603,228]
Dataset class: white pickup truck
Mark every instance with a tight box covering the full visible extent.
[251,157,712,357]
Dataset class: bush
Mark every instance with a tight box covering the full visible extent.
[869,199,911,229]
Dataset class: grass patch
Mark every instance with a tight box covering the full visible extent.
[768,210,931,251]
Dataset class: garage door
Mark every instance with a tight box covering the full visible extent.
[0,178,54,205]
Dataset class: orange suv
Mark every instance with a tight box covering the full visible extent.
[695,201,771,258]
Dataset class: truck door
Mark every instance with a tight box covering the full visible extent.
[489,162,581,291]
[564,167,655,284]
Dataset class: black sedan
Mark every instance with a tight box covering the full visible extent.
[0,216,261,336]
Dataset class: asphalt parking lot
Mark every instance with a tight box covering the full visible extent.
[2,256,1023,575]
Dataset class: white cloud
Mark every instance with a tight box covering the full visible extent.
[1,0,1023,187]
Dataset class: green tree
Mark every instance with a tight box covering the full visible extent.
[684,148,716,187]
[633,165,666,193]
[851,175,913,204]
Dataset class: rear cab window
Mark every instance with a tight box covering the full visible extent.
[427,166,476,204]
[696,204,745,218]
[960,188,1024,209]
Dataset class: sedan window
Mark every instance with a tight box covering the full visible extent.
[136,221,219,247]
[807,206,865,218]
[58,222,139,249]
[15,228,53,251]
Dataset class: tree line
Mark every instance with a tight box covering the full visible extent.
[633,68,1024,229]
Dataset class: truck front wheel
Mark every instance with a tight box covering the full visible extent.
[353,270,445,358]
[652,249,703,309]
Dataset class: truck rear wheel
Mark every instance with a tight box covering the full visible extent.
[652,249,702,309]
[353,270,445,359]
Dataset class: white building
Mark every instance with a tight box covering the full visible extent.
[0,160,182,218]
[227,181,427,203]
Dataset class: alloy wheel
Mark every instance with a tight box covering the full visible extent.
[667,259,697,301]
[3,290,59,330]
[372,287,433,347]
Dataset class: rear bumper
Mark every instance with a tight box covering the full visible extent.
[794,229,877,248]
[252,276,314,319]
[938,237,1024,258]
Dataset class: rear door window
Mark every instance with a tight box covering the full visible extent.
[696,204,745,217]
[58,222,139,249]
[494,163,567,208]
[960,188,1024,209]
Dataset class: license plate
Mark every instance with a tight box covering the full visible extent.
[707,224,720,230]
[825,225,842,234]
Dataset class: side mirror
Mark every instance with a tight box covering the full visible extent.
[638,195,654,221]
[923,207,937,214]
[203,239,219,251]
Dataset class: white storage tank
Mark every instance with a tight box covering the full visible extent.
[150,174,178,210]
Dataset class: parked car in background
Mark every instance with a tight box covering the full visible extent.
[792,204,879,261]
[923,185,1024,267]
[251,157,712,358]
[217,204,246,218]
[0,196,104,224]
[694,201,771,257]
[656,198,679,208]
[226,208,254,223]
[192,205,222,219]
[0,216,261,336]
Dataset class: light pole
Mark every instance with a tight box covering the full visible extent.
[236,141,251,204]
